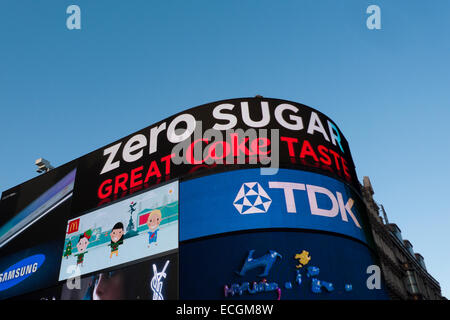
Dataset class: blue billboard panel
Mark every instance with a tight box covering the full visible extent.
[0,241,63,300]
[179,231,388,300]
[180,169,370,244]
[58,181,179,281]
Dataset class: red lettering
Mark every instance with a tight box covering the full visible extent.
[161,153,174,175]
[130,166,144,188]
[328,149,341,171]
[187,139,209,164]
[250,138,270,156]
[299,140,319,162]
[114,173,129,194]
[206,141,231,160]
[98,179,113,199]
[280,136,298,157]
[317,145,332,166]
[341,157,351,180]
[230,134,251,156]
[144,161,162,183]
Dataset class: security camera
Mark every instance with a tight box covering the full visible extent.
[35,158,54,173]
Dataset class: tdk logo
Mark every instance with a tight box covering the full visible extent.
[233,182,272,214]
[0,254,45,291]
[233,181,361,229]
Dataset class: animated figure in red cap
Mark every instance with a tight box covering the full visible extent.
[74,229,92,267]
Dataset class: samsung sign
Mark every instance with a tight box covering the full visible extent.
[0,242,61,300]
[0,254,45,291]
[180,169,370,244]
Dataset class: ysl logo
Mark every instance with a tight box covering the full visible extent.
[150,260,170,300]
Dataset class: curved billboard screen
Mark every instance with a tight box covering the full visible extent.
[180,168,372,246]
[72,97,359,214]
[180,230,388,300]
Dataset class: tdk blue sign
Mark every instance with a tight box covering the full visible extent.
[180,169,369,243]
[0,254,45,291]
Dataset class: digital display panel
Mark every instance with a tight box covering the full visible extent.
[72,98,359,214]
[179,231,388,300]
[180,168,372,245]
[58,181,178,281]
[9,252,178,300]
[61,252,178,300]
[0,169,76,249]
[0,241,63,300]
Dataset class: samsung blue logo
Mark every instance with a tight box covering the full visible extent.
[0,254,45,291]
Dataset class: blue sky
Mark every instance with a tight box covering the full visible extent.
[0,0,449,297]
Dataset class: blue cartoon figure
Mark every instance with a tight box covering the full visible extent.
[146,209,161,247]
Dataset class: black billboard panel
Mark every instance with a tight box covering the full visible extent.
[8,252,178,300]
[61,252,178,300]
[72,97,359,215]
[0,169,76,250]
[0,161,77,226]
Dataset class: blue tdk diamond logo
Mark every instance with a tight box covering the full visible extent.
[233,182,272,214]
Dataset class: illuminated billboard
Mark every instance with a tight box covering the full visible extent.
[72,98,359,214]
[0,241,63,300]
[180,231,388,300]
[10,253,178,300]
[62,252,178,300]
[58,181,178,281]
[180,168,372,245]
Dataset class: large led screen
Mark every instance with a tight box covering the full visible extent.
[0,241,63,300]
[180,231,388,300]
[180,169,372,245]
[0,169,76,249]
[58,181,178,281]
[72,97,359,214]
[61,252,178,300]
[9,252,178,300]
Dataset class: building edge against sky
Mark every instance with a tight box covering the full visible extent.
[361,176,444,300]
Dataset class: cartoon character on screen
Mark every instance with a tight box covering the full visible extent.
[109,222,124,258]
[75,230,92,267]
[63,240,73,259]
[146,209,162,248]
